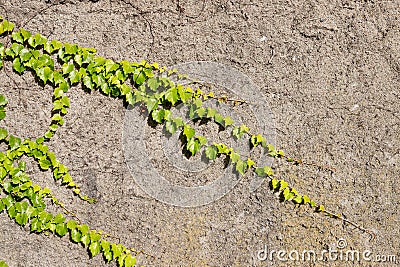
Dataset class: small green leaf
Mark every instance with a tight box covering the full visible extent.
[165,120,177,134]
[247,158,255,168]
[151,109,165,123]
[0,128,8,140]
[12,57,25,74]
[186,138,199,156]
[183,124,195,140]
[89,241,101,257]
[197,136,207,146]
[235,159,247,176]
[62,63,74,75]
[124,254,137,267]
[283,188,291,201]
[279,180,288,191]
[145,97,158,112]
[230,151,240,164]
[15,212,28,226]
[255,166,274,177]
[64,43,78,55]
[196,107,206,118]
[69,69,81,84]
[62,173,72,184]
[112,244,123,260]
[81,234,90,247]
[302,195,311,204]
[61,96,70,108]
[39,159,51,170]
[214,113,224,125]
[165,87,179,105]
[147,77,160,91]
[71,228,82,242]
[205,145,218,160]
[19,48,32,62]
[56,223,68,236]
[0,95,6,107]
[206,107,216,118]
[271,178,279,190]
[67,220,78,230]
[9,135,21,151]
[293,195,303,204]
[224,116,234,127]
[12,31,24,43]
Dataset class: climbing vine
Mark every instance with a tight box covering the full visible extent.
[0,16,373,266]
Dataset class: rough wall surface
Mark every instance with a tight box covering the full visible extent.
[0,0,399,266]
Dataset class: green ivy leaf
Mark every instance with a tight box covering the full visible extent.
[183,124,195,140]
[56,223,68,236]
[196,107,206,118]
[282,188,290,201]
[302,195,311,204]
[255,166,274,177]
[82,76,93,90]
[64,43,78,55]
[71,228,82,243]
[206,107,216,118]
[19,48,32,62]
[12,31,23,43]
[152,109,165,123]
[214,113,224,125]
[235,159,247,176]
[0,128,8,140]
[62,63,74,75]
[145,97,158,112]
[165,87,179,105]
[186,138,199,156]
[7,205,17,219]
[61,96,70,108]
[89,241,101,257]
[81,234,91,247]
[69,69,81,85]
[279,180,289,191]
[165,120,177,134]
[293,195,303,204]
[37,67,53,84]
[205,145,218,160]
[197,136,207,146]
[15,212,28,226]
[230,151,240,164]
[19,28,31,41]
[271,178,279,190]
[147,77,160,91]
[224,116,234,127]
[11,43,24,56]
[39,159,51,170]
[247,158,255,169]
[124,254,137,267]
[12,57,25,74]
[111,244,123,260]
[9,135,21,151]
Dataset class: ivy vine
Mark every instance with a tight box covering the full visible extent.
[0,16,374,266]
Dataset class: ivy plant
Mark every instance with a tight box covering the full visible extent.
[0,16,374,266]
